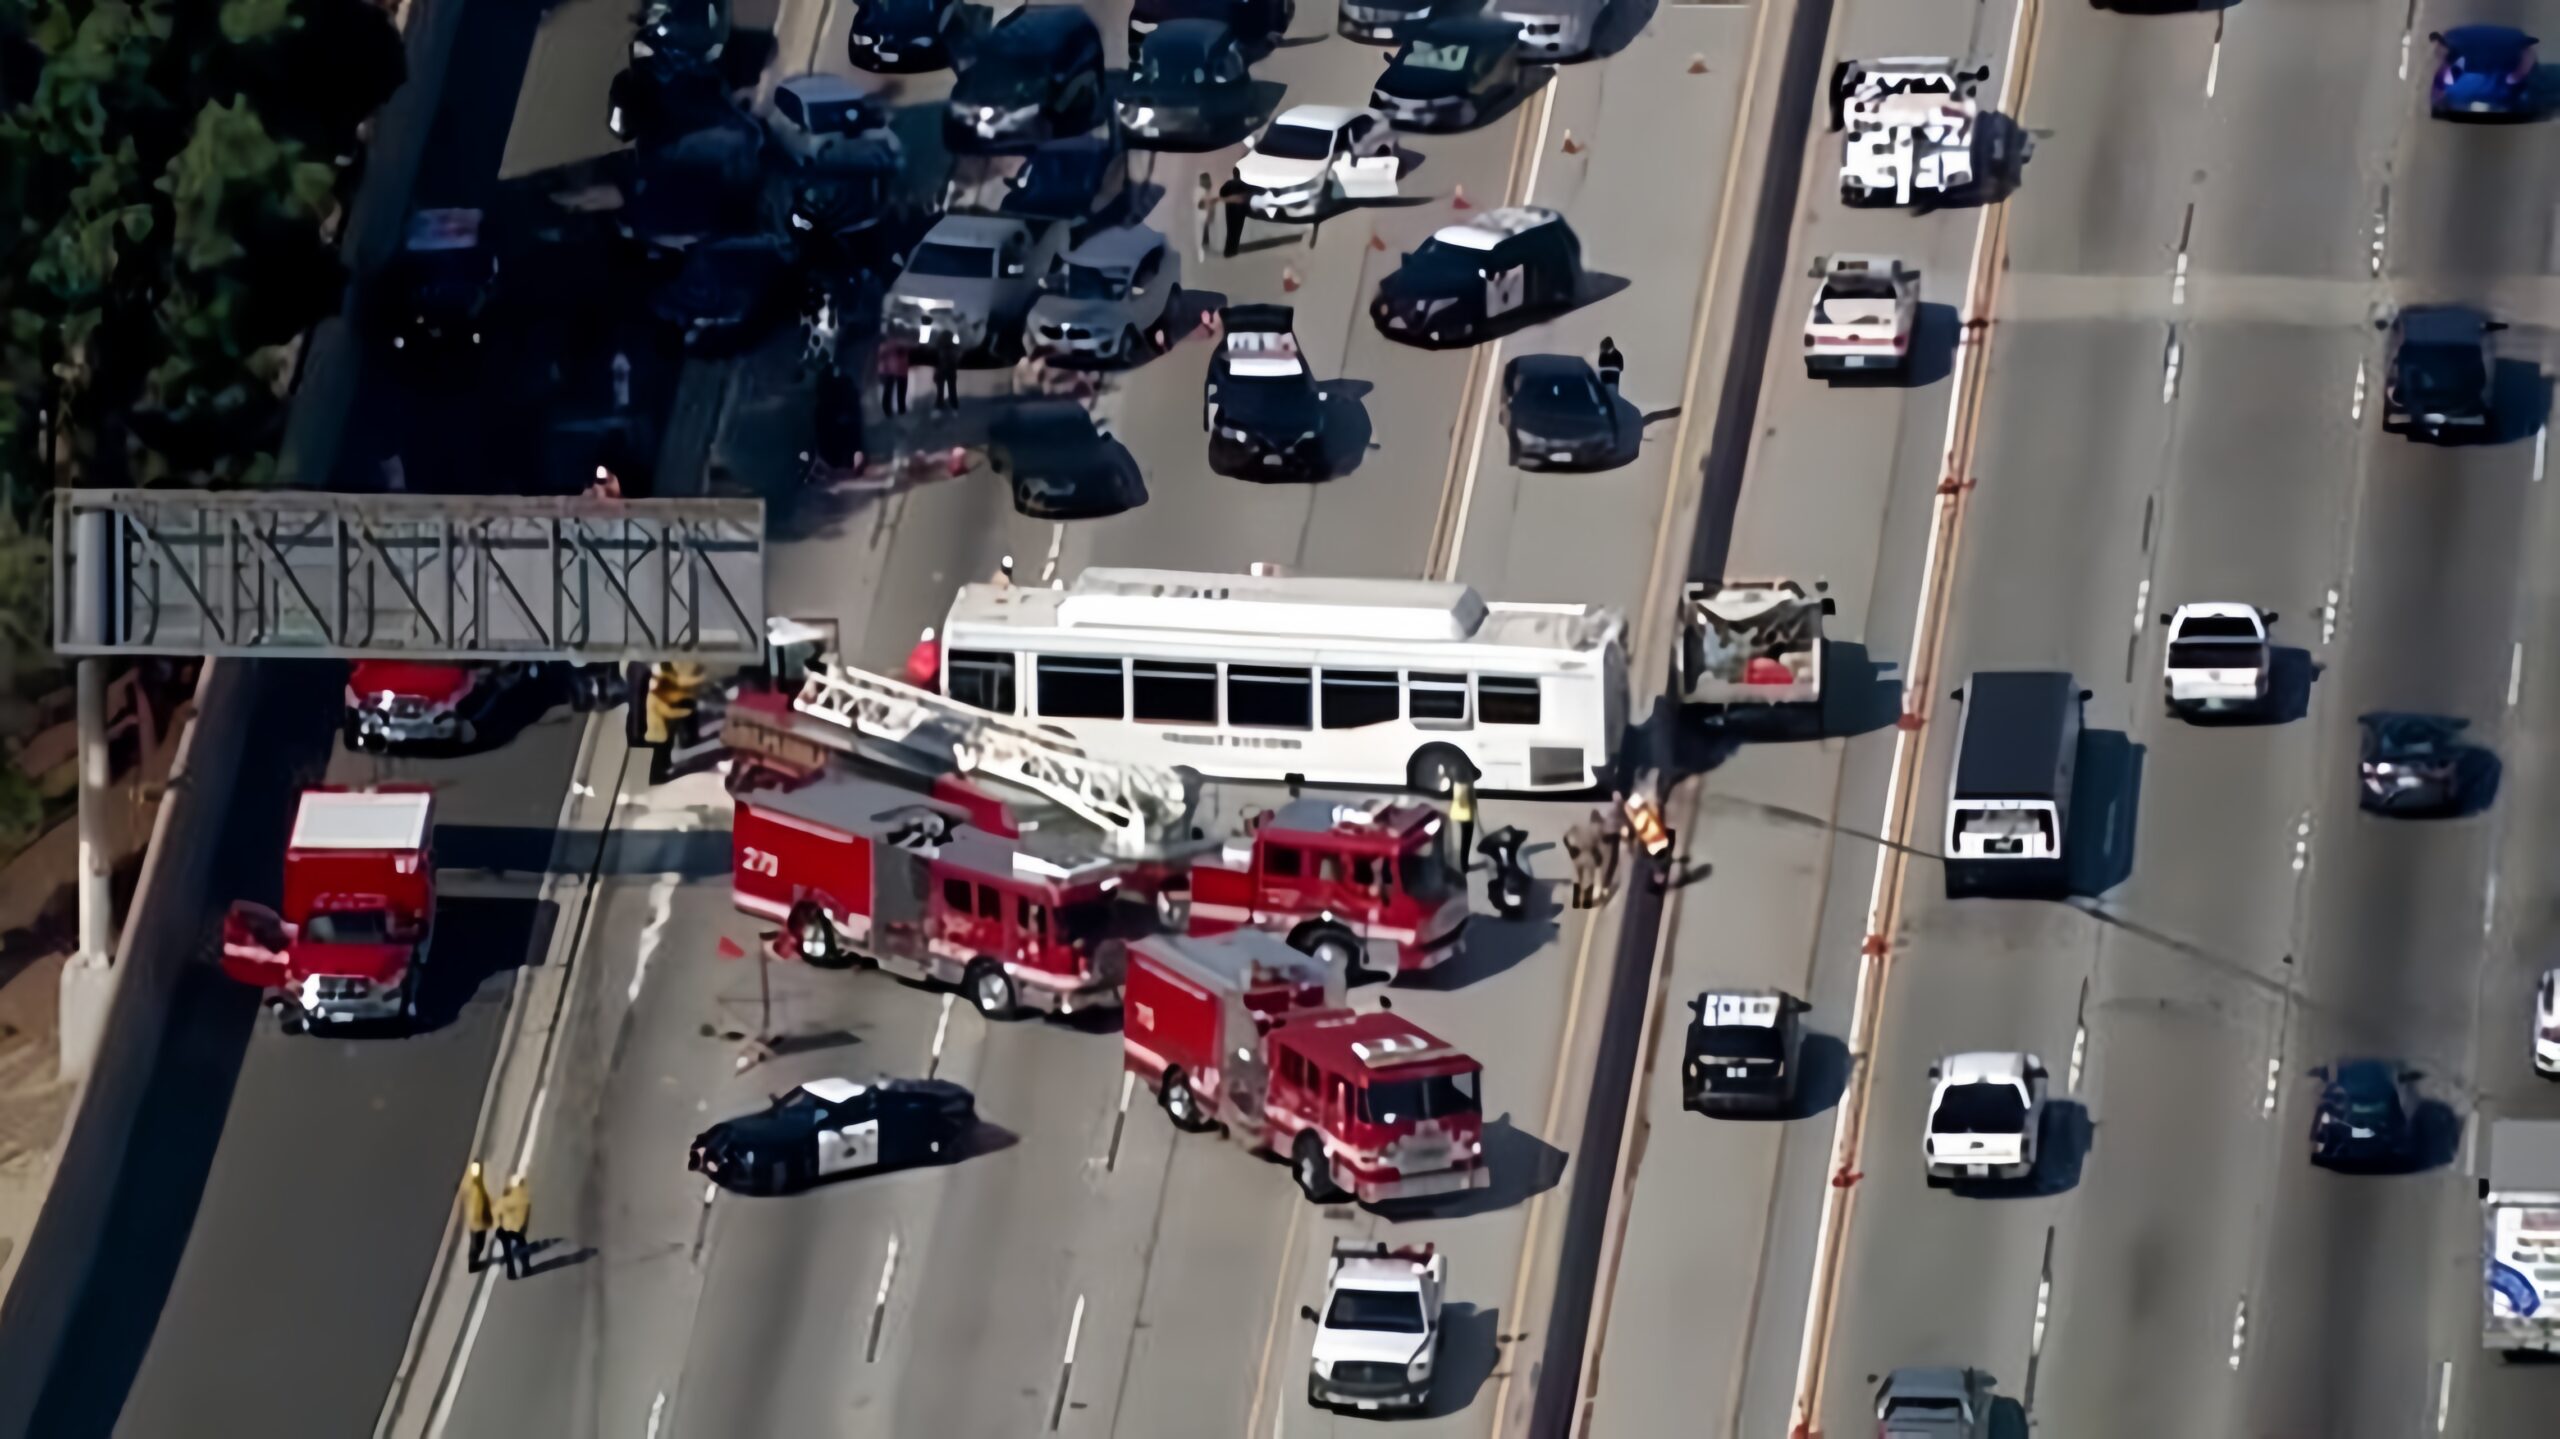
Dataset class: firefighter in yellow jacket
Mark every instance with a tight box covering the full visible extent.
[642,662,706,784]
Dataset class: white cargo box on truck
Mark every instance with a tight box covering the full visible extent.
[1675,580,1833,715]
[2485,1118,2560,1354]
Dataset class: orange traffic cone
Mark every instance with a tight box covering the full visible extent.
[1451,184,1471,210]
[1560,130,1583,155]
[1281,265,1303,292]
[1687,54,1708,74]
[1369,231,1387,251]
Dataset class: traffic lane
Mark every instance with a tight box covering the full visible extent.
[1108,1132,1302,1438]
[498,0,629,182]
[1999,0,2213,282]
[2387,1,2560,291]
[51,708,585,1439]
[1445,14,1746,616]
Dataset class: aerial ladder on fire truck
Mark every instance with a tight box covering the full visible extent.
[783,655,1197,857]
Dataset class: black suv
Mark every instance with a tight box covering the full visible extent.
[1372,205,1582,348]
[1337,0,1478,44]
[2383,304,2503,440]
[1129,0,1293,58]
[1206,303,1330,480]
[2309,1059,2422,1171]
[945,6,1108,153]
[1116,20,1260,150]
[849,0,964,72]
[1369,16,1523,132]
[1681,990,1805,1115]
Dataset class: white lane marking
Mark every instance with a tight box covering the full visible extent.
[630,873,679,1006]
[2228,1296,2250,1370]
[2350,358,2369,422]
[2131,577,2152,638]
[647,1391,666,1439]
[2371,185,2390,276]
[2438,1358,2455,1430]
[1103,1069,1137,1172]
[2464,1110,2482,1177]
[1049,1293,1088,1431]
[2068,1022,2089,1093]
[2536,422,2549,482]
[1040,522,1065,584]
[1440,81,1560,580]
[2171,250,2190,307]
[2322,588,2341,646]
[2205,30,2223,99]
[2400,0,2419,82]
[2484,871,2500,936]
[2291,813,2311,873]
[2161,329,2182,404]
[2511,641,2526,708]
[2261,1057,2282,1117]
[926,992,955,1080]
[866,1236,902,1362]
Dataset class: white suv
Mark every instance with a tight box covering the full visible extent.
[1923,1051,2046,1186]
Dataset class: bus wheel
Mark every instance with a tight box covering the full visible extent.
[1293,1132,1344,1203]
[1161,1067,1211,1131]
[1407,744,1476,797]
[791,904,852,969]
[968,959,1019,1019]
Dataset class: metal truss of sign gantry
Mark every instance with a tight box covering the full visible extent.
[53,490,768,662]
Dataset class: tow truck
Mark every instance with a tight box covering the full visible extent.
[1803,254,1918,377]
[1675,580,1833,723]
[221,787,435,1033]
[1836,57,1990,208]
[1302,1239,1446,1412]
[2158,602,2275,717]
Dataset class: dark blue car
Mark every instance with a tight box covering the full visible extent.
[2430,25,2539,119]
[2309,1060,2421,1171]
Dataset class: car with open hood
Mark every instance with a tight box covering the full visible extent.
[1369,16,1525,131]
[1205,303,1330,480]
[1372,205,1581,347]
[1116,19,1260,149]
[988,402,1151,519]
[1237,104,1402,219]
[690,1077,978,1194]
[848,0,964,71]
[1922,1050,2046,1187]
[1501,352,1625,471]
[885,212,1071,358]
[1129,0,1294,57]
[1028,225,1183,366]
[944,5,1107,152]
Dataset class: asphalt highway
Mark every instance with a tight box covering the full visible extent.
[1718,1,2560,1438]
[428,0,1767,1436]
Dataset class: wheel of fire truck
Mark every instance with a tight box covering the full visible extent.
[788,902,858,970]
[967,959,1020,1019]
[1292,922,1363,979]
[1405,744,1476,797]
[1292,1132,1345,1203]
[1159,1067,1213,1132]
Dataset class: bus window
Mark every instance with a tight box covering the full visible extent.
[1037,655,1128,718]
[1133,659,1219,724]
[1479,675,1543,726]
[1228,665,1313,729]
[948,650,1017,713]
[1410,671,1470,724]
[1320,669,1400,729]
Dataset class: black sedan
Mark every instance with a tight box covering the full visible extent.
[849,0,964,72]
[990,401,1151,517]
[1502,353,1626,471]
[2308,1060,2420,1171]
[692,1077,977,1194]
[1116,19,1261,150]
[2358,712,2474,815]
[2383,305,2502,441]
[1369,17,1523,132]
[1129,0,1293,57]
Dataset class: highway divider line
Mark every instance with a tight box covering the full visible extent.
[1441,81,1561,581]
[1049,1292,1088,1431]
[1783,0,2042,1430]
[1244,1200,1309,1439]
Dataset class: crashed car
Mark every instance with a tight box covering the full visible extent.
[1237,104,1402,220]
[1206,303,1331,480]
[1028,225,1183,366]
[2358,712,2474,815]
[1501,353,1625,471]
[344,661,527,751]
[632,0,729,65]
[1921,1050,2046,1187]
[988,402,1151,519]
[885,212,1070,359]
[2383,304,2502,441]
[1802,254,1916,377]
[690,1077,978,1195]
[943,5,1108,153]
[374,208,498,370]
[1129,0,1294,58]
[1116,19,1261,149]
[848,0,964,71]
[2308,1059,2421,1170]
[1372,205,1582,347]
[1369,17,1526,132]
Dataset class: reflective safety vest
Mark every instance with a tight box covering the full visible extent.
[1624,794,1671,857]
[644,663,706,745]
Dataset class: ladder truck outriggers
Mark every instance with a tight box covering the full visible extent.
[721,648,1470,1017]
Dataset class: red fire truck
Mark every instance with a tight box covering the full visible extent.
[1175,798,1468,977]
[221,786,436,1033]
[1125,930,1490,1205]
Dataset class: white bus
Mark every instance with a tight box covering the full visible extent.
[937,567,1626,793]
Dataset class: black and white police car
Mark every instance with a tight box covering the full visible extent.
[690,1076,978,1194]
[1682,989,1805,1114]
[1371,206,1584,348]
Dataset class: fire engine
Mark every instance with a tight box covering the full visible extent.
[1125,930,1489,1204]
[1174,798,1467,977]
[221,786,436,1033]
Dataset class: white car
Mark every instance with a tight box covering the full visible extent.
[2160,602,2274,716]
[1804,255,1917,376]
[1836,58,1989,209]
[1494,0,1601,59]
[1304,1239,1444,1412]
[1923,1051,2046,1187]
[1238,104,1402,219]
[2538,969,2560,1078]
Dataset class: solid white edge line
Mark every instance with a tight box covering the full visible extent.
[2228,1296,2249,1370]
[2510,641,2525,708]
[629,872,678,1006]
[2260,1057,2280,1117]
[1786,3,2033,1428]
[647,1391,666,1439]
[2534,422,2548,482]
[2437,1357,2455,1431]
[1062,1292,1088,1367]
[2464,1110,2481,1177]
[1441,84,1559,581]
[2205,35,2221,99]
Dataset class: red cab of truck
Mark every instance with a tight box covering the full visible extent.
[222,786,435,1033]
[732,772,1143,1020]
[1180,797,1469,977]
[1126,931,1490,1206]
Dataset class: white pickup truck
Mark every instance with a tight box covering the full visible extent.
[2159,602,2274,717]
[1804,255,1918,377]
[1303,1240,1444,1413]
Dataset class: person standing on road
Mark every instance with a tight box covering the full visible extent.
[1219,171,1253,259]
[1594,799,1625,901]
[1449,778,1477,871]
[1562,815,1598,909]
[877,337,911,417]
[494,1172,533,1281]
[1597,336,1625,392]
[459,1160,493,1273]
[1193,172,1217,264]
[1624,787,1675,895]
[929,331,963,413]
